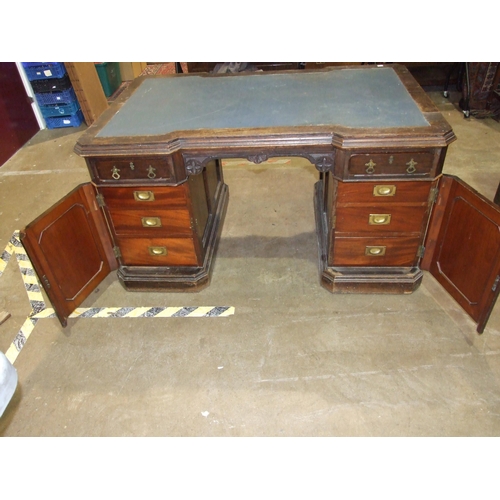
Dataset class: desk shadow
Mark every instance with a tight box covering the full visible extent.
[217,232,318,261]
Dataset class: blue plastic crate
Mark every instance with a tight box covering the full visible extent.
[35,88,76,106]
[22,62,66,80]
[45,110,84,129]
[40,101,80,118]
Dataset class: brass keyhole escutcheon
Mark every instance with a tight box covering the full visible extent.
[142,217,162,227]
[148,246,167,256]
[134,191,155,201]
[365,246,386,256]
[373,185,396,197]
[111,166,120,179]
[365,159,376,174]
[147,165,156,179]
[129,162,135,170]
[406,158,417,173]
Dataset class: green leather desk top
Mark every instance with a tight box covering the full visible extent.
[97,67,430,138]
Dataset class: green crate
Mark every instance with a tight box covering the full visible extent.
[95,62,122,97]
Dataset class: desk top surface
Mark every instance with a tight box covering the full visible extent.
[97,67,430,138]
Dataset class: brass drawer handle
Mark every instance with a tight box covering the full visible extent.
[148,246,167,256]
[147,165,156,179]
[365,159,376,174]
[373,185,396,197]
[142,217,162,227]
[134,191,155,201]
[406,158,417,173]
[365,246,386,256]
[111,166,120,179]
[369,214,391,225]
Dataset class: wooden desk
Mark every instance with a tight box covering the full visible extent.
[21,65,500,333]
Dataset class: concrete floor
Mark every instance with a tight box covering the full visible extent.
[1,90,500,437]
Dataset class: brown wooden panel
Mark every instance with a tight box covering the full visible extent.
[20,183,117,327]
[336,180,432,205]
[348,151,435,179]
[99,185,188,209]
[423,175,500,332]
[89,156,175,184]
[335,204,428,233]
[106,208,192,237]
[331,236,421,266]
[116,236,199,266]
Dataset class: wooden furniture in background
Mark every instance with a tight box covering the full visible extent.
[64,63,108,125]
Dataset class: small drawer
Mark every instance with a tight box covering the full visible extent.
[107,208,193,237]
[116,236,200,266]
[336,180,432,205]
[98,185,188,209]
[330,236,422,267]
[348,152,435,179]
[90,156,175,183]
[334,204,428,233]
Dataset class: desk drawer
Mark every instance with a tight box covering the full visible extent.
[90,156,175,184]
[335,204,428,233]
[336,180,433,205]
[116,236,200,266]
[348,152,435,179]
[331,236,421,267]
[107,208,193,237]
[99,185,189,209]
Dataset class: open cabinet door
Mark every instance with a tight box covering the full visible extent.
[20,183,118,327]
[422,175,500,333]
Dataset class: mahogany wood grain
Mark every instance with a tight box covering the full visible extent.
[20,184,117,326]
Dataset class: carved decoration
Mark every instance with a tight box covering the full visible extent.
[247,154,268,164]
[183,151,336,176]
[184,156,206,176]
[306,152,336,173]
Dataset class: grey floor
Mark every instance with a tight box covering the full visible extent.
[1,90,500,437]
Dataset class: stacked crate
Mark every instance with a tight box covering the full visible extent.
[22,62,84,129]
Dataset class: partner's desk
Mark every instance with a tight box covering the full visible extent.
[21,65,500,332]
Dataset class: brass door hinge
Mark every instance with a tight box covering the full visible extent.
[429,187,439,205]
[96,193,105,207]
[492,275,500,292]
[417,245,425,258]
[113,246,122,259]
[41,275,51,289]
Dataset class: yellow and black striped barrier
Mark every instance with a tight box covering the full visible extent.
[1,231,234,364]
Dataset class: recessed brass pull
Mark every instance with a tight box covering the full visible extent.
[365,159,376,174]
[373,185,396,197]
[365,246,386,256]
[406,158,417,173]
[148,246,167,256]
[142,217,162,227]
[134,190,155,201]
[369,214,391,225]
[111,166,120,179]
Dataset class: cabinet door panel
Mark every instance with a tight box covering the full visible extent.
[423,175,500,333]
[20,184,117,327]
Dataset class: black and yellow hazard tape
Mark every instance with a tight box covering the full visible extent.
[1,231,234,364]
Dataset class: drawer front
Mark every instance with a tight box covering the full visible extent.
[331,236,421,267]
[99,185,188,209]
[116,237,200,266]
[107,208,193,237]
[348,152,435,179]
[91,157,175,183]
[336,180,432,205]
[335,204,428,233]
